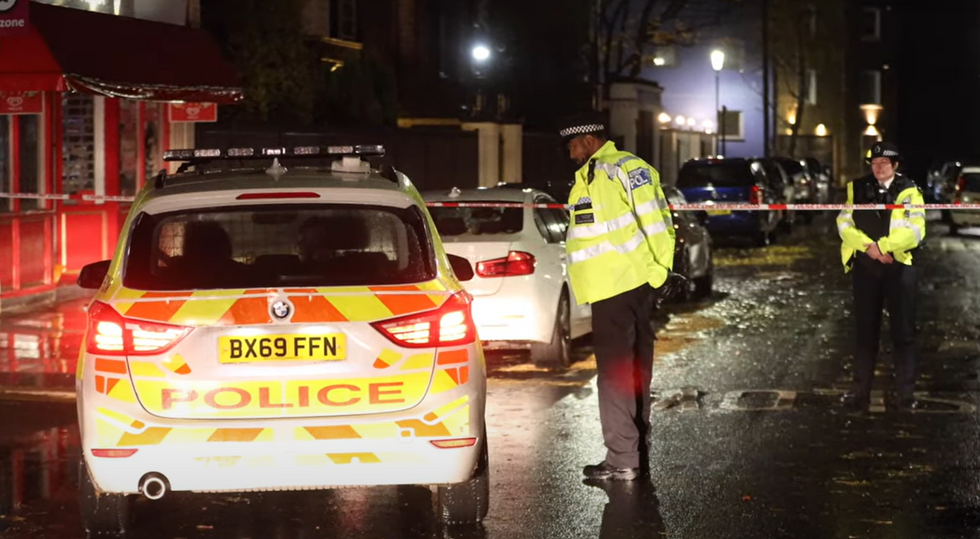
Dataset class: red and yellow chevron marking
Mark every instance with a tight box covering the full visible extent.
[95,394,470,448]
[430,349,472,395]
[161,354,192,375]
[108,282,453,326]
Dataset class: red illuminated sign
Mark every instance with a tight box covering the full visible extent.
[0,0,29,36]
[0,91,43,115]
[169,102,218,123]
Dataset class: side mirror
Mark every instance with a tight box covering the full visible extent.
[78,260,111,290]
[447,254,475,282]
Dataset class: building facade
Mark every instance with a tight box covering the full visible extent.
[0,2,241,304]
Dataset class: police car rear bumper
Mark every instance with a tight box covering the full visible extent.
[85,439,483,494]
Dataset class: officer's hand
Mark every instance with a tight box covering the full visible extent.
[866,243,893,264]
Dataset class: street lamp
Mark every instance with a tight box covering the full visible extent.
[711,49,726,156]
[472,44,491,63]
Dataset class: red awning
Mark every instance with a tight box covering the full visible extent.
[0,3,242,103]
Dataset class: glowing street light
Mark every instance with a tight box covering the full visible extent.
[472,45,491,63]
[711,49,726,156]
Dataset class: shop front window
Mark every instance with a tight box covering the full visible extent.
[18,116,40,211]
[62,95,95,198]
[119,100,139,197]
[143,103,163,183]
[0,116,8,213]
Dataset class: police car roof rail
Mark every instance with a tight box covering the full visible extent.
[156,145,389,186]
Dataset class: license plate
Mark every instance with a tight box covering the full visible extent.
[706,210,731,216]
[218,334,346,363]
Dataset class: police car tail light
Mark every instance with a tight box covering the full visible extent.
[86,302,191,356]
[956,176,966,197]
[372,292,476,348]
[749,185,762,204]
[476,251,536,278]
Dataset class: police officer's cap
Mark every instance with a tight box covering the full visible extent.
[866,141,900,164]
[558,112,606,143]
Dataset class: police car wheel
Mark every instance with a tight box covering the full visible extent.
[436,431,490,525]
[531,291,572,370]
[79,457,130,536]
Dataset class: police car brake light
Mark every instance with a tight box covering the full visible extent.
[237,192,321,200]
[86,302,191,356]
[371,292,476,348]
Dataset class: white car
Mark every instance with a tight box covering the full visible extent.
[949,166,980,234]
[74,146,488,534]
[423,187,591,369]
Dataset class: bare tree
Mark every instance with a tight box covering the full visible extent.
[589,0,741,101]
[769,0,835,157]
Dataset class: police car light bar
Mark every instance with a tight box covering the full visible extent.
[163,145,386,162]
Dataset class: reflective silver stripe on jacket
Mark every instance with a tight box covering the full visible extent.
[567,230,646,264]
[567,212,636,240]
[891,219,924,243]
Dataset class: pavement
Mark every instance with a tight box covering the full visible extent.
[4,215,980,538]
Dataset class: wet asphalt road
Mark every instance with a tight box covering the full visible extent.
[4,215,980,538]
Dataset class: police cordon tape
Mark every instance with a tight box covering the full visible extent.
[1,192,976,211]
[426,201,976,211]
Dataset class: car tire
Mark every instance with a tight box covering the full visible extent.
[531,291,572,370]
[693,273,713,300]
[436,431,489,525]
[79,457,130,536]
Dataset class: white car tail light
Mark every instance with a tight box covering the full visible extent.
[476,251,536,278]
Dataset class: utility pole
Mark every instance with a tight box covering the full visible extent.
[762,0,770,156]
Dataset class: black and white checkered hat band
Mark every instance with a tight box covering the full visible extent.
[559,124,605,138]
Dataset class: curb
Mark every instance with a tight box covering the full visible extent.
[0,388,76,403]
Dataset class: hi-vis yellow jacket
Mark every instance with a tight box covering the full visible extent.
[836,175,926,272]
[565,141,675,304]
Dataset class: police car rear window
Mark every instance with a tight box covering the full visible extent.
[429,205,523,237]
[961,173,980,193]
[123,204,436,290]
[677,162,755,188]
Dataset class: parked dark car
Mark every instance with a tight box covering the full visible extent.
[664,186,713,300]
[802,157,833,204]
[759,158,796,233]
[774,156,816,223]
[676,158,781,246]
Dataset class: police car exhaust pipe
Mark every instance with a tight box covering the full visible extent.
[139,473,168,500]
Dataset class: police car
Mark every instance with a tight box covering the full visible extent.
[74,145,488,533]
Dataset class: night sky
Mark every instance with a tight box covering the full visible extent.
[896,1,980,178]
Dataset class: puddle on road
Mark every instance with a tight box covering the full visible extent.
[0,419,80,533]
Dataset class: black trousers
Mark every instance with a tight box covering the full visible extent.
[591,284,655,469]
[850,254,918,398]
